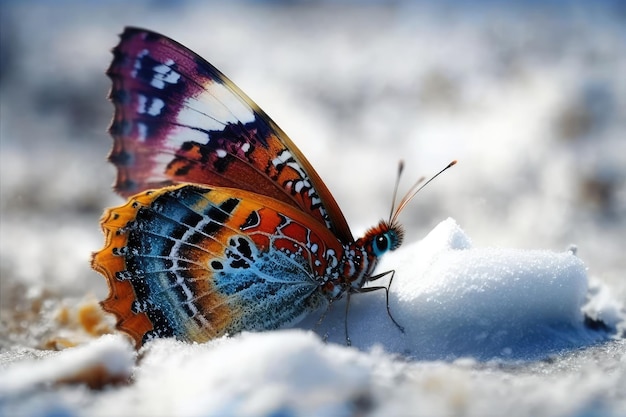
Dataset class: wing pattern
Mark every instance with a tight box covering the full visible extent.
[94,184,344,345]
[107,27,352,241]
[93,28,405,347]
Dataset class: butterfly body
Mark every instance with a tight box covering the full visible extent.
[93,28,404,347]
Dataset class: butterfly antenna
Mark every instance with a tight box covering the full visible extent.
[388,161,405,222]
[391,160,457,224]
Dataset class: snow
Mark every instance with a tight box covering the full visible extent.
[1,1,625,416]
[112,333,376,417]
[0,218,622,416]
[301,218,607,360]
[0,335,134,398]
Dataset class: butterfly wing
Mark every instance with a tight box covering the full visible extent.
[107,27,352,242]
[92,184,345,346]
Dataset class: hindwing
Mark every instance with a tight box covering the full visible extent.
[93,184,345,346]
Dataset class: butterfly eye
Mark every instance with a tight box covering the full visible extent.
[374,234,391,256]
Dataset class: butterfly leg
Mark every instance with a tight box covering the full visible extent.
[357,270,405,334]
[314,301,335,343]
[313,296,353,346]
[344,292,352,346]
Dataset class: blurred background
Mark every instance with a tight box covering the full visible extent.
[1,0,624,347]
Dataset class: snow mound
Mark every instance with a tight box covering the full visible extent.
[0,334,134,398]
[307,218,617,360]
[107,332,384,417]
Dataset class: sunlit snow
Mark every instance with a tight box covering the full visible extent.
[1,2,625,417]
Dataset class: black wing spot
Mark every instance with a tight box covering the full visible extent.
[236,237,253,260]
[109,149,133,166]
[201,221,221,236]
[174,162,193,177]
[241,211,260,231]
[219,198,240,215]
[109,119,133,136]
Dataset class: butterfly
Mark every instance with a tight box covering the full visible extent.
[92,27,452,348]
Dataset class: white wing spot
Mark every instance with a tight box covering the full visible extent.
[148,97,165,116]
[137,122,148,142]
[150,59,181,89]
[132,49,149,78]
[272,149,292,168]
[137,94,147,114]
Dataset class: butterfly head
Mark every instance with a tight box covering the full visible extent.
[366,160,457,258]
[364,220,405,257]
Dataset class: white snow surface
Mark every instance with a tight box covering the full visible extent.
[0,219,622,417]
[0,334,134,398]
[306,218,599,360]
[1,2,625,417]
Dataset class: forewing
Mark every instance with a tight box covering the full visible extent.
[92,184,344,346]
[107,27,352,241]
